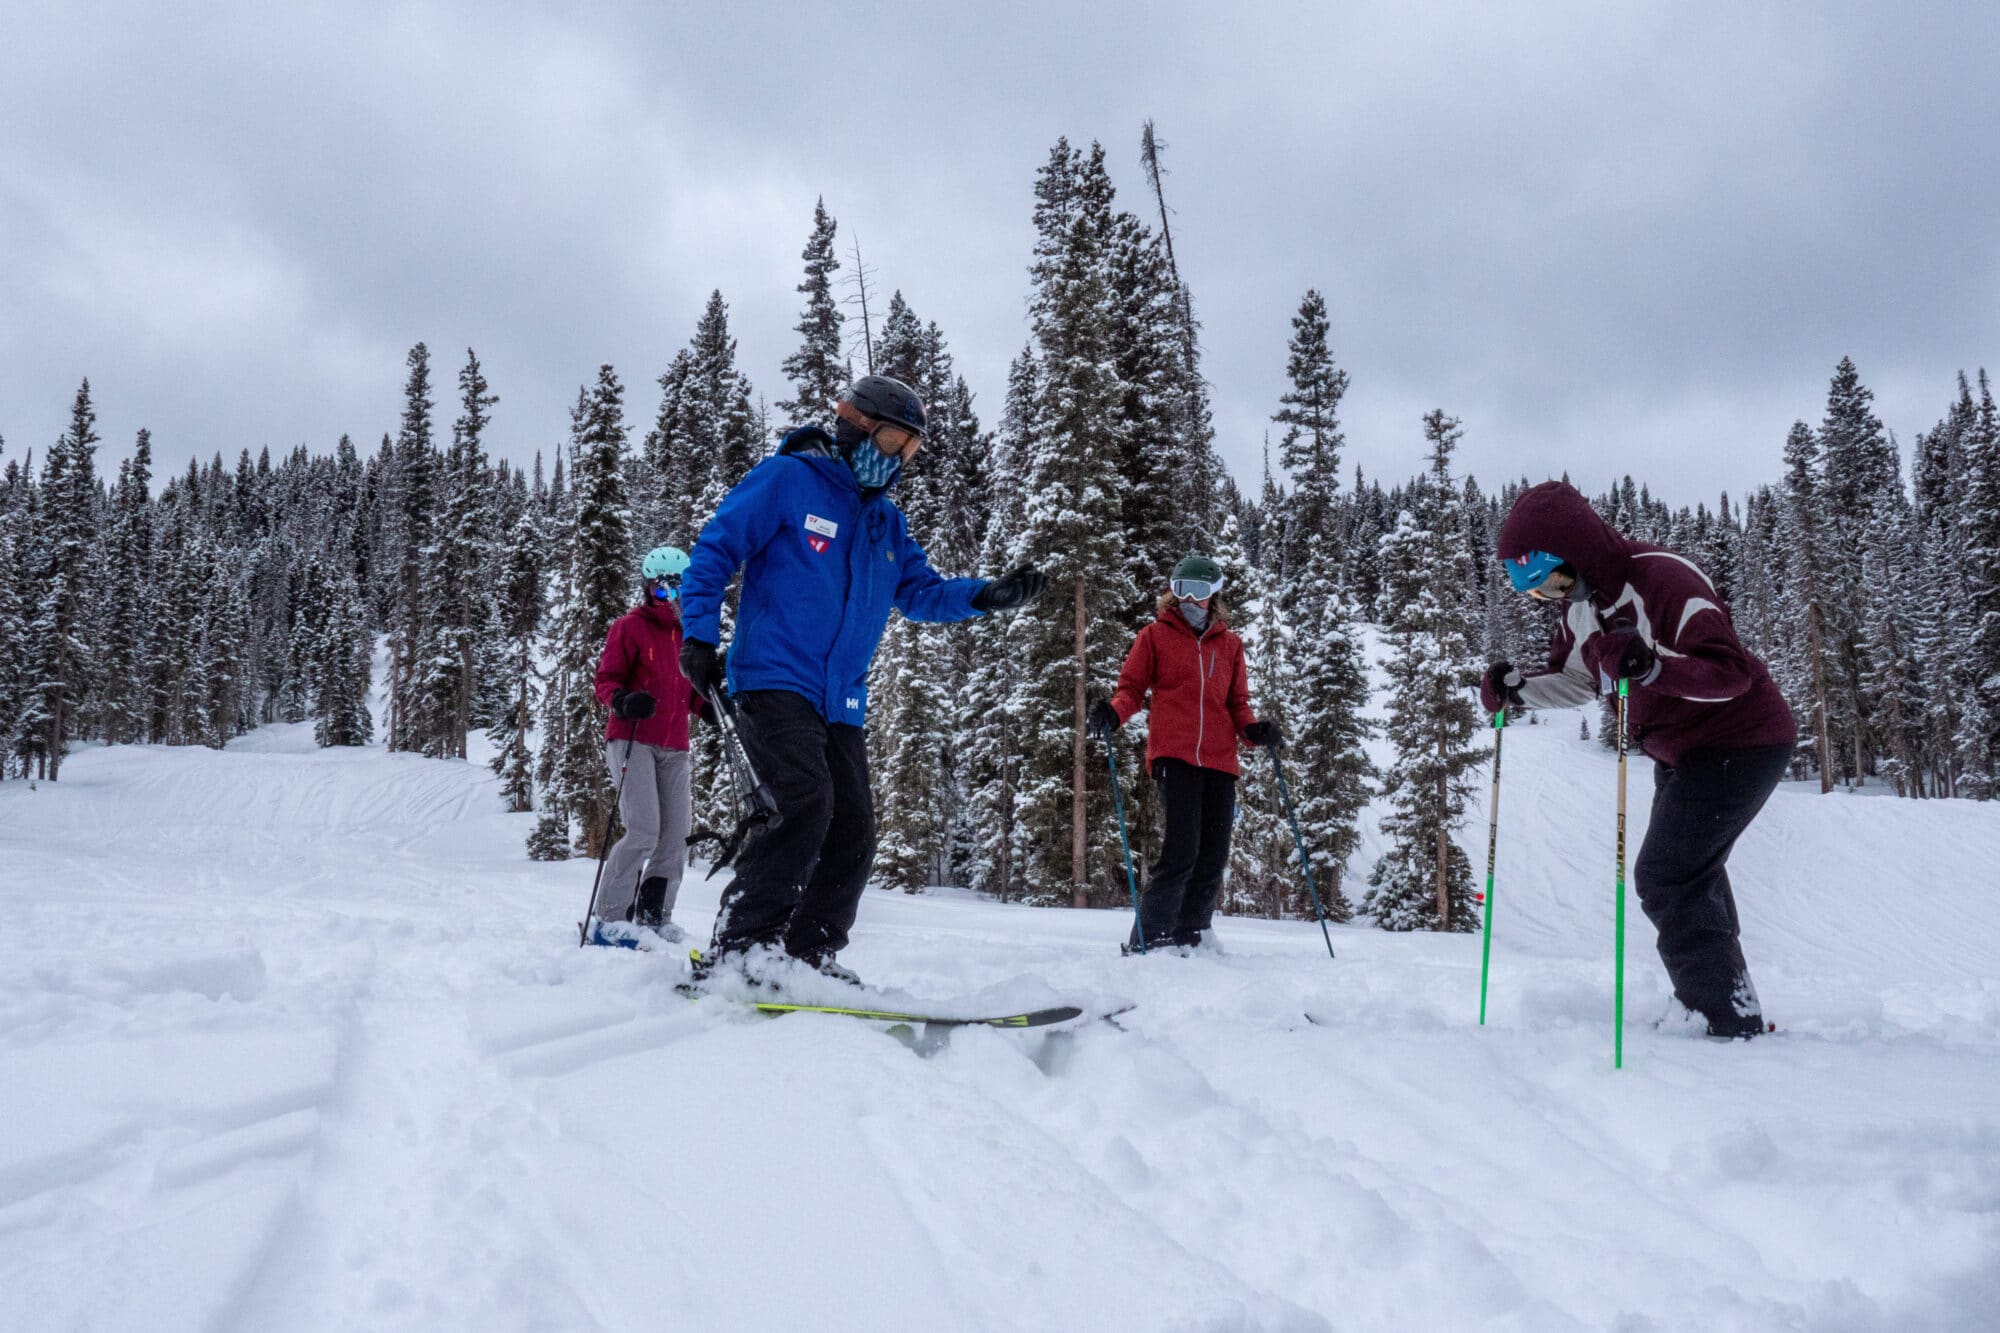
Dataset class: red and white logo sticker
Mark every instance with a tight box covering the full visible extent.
[807,536,830,554]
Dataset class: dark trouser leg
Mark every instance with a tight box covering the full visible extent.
[782,722,875,963]
[1132,759,1203,948]
[1632,744,1792,1024]
[1173,768,1238,941]
[709,691,833,957]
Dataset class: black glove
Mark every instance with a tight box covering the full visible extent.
[680,639,723,697]
[1243,719,1283,752]
[973,566,1049,613]
[611,689,656,721]
[1086,698,1120,739]
[1585,628,1659,687]
[1480,661,1524,714]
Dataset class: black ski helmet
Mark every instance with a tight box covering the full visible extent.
[839,375,927,439]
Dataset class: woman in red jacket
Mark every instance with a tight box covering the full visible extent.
[1088,555,1281,952]
[588,546,706,947]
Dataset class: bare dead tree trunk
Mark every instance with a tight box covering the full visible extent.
[1434,732,1450,929]
[1071,576,1089,910]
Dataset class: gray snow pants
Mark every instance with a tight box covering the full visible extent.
[597,740,692,925]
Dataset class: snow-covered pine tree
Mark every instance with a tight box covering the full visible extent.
[1281,540,1370,922]
[0,443,27,777]
[1364,413,1484,932]
[1015,138,1137,908]
[313,574,374,747]
[1957,370,2000,798]
[418,348,498,759]
[25,381,101,779]
[1273,289,1348,563]
[385,343,436,753]
[1778,421,1840,791]
[486,480,544,811]
[776,198,846,435]
[1857,470,1926,795]
[531,366,633,859]
[1815,357,1901,784]
[98,429,153,745]
[962,350,1038,901]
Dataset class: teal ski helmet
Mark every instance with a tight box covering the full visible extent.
[642,545,690,600]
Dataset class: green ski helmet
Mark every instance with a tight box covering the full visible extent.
[1169,554,1224,601]
[642,545,690,601]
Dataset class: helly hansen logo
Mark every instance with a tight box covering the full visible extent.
[846,697,861,710]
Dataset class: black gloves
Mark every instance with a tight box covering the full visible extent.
[611,689,656,721]
[1086,699,1121,739]
[1480,661,1524,714]
[680,639,723,697]
[1585,628,1660,687]
[973,566,1049,613]
[1243,719,1283,752]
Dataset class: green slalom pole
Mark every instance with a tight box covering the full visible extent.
[1477,709,1505,1025]
[1614,677,1630,1070]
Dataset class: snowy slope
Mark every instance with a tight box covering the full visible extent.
[3,712,1998,1331]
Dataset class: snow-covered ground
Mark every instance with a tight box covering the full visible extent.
[3,705,1998,1332]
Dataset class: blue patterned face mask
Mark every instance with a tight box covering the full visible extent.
[847,441,902,490]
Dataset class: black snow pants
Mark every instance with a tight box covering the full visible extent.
[1131,758,1237,949]
[1632,743,1791,1026]
[709,689,875,964]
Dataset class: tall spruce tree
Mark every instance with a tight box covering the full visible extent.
[1365,413,1483,932]
[777,198,847,433]
[530,367,632,860]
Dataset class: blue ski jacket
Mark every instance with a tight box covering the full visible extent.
[680,427,987,726]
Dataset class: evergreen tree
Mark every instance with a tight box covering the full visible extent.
[419,348,497,759]
[313,575,375,747]
[1778,421,1840,790]
[386,342,436,753]
[99,429,153,745]
[531,367,633,859]
[488,497,545,812]
[26,381,101,779]
[1365,414,1483,932]
[777,198,846,433]
[1273,289,1348,556]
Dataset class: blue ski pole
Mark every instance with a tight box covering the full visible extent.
[1269,748,1336,959]
[1104,739,1145,952]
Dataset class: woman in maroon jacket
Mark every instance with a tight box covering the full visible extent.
[1484,481,1796,1038]
[1088,555,1281,952]
[587,546,706,947]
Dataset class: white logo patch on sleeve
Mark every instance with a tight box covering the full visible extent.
[804,514,838,539]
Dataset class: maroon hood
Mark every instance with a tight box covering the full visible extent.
[1496,481,1632,593]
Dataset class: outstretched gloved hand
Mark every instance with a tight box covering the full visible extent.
[973,566,1049,613]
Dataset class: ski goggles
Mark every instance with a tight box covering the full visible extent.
[647,575,682,601]
[1170,576,1224,601]
[868,420,923,461]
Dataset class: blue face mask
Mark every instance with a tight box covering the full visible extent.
[847,442,902,490]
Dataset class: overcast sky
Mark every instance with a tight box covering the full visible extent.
[4,2,1997,513]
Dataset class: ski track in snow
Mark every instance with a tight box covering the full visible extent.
[2,714,1999,1332]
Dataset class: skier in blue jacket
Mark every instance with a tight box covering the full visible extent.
[679,375,1046,986]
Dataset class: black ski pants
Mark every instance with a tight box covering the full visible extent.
[710,689,875,963]
[1131,758,1237,949]
[1632,743,1791,1024]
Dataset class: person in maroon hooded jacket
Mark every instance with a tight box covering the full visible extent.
[1485,481,1797,1039]
[586,545,706,947]
[1088,555,1281,952]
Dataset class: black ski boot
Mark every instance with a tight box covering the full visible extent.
[634,876,669,930]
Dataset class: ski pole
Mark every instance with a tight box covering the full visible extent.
[579,734,638,947]
[1478,708,1505,1026]
[1269,748,1336,960]
[1614,677,1629,1069]
[1103,739,1145,952]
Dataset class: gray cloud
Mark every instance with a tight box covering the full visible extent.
[3,2,1995,515]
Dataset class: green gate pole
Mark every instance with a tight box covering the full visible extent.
[1614,677,1630,1070]
[1478,709,1505,1025]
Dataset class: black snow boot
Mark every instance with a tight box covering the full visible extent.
[1705,1010,1771,1040]
[634,876,670,930]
